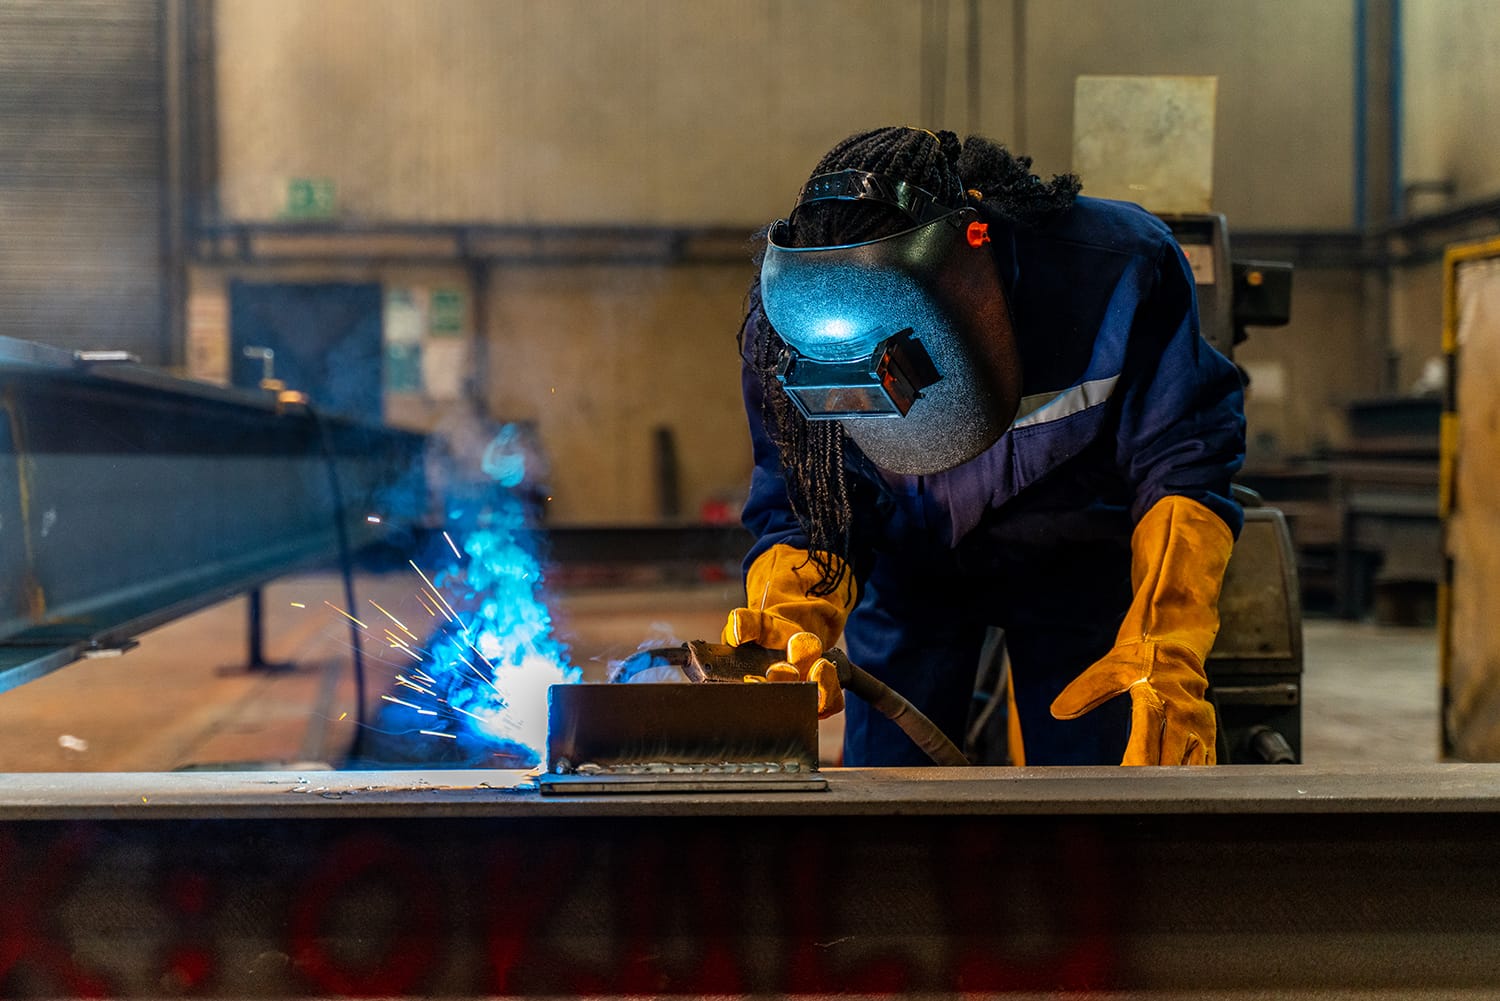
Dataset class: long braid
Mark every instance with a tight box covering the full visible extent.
[749,127,1079,594]
[747,303,851,596]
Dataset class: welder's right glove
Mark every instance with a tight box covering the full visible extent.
[742,630,844,718]
[723,543,857,718]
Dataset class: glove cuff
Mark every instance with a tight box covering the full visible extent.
[1118,495,1234,660]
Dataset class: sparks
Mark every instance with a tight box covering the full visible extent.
[338,712,348,721]
[396,675,437,698]
[408,561,465,627]
[443,531,463,560]
[468,661,503,695]
[323,601,368,630]
[423,588,455,622]
[290,602,306,609]
[384,631,425,661]
[466,642,497,673]
[380,694,421,710]
[366,514,382,523]
[368,600,417,640]
[420,730,457,740]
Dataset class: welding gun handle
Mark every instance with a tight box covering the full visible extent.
[825,650,969,767]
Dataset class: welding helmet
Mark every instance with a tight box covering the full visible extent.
[760,169,1022,475]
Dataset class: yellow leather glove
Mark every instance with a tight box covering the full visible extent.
[742,630,844,718]
[724,543,856,719]
[1049,495,1233,766]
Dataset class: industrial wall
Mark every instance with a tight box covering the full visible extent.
[1403,0,1500,208]
[486,266,750,525]
[208,0,1369,523]
[1236,271,1366,465]
[214,0,1357,229]
[1014,0,1356,231]
[1388,2,1500,393]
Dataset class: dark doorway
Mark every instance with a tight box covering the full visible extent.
[229,281,384,421]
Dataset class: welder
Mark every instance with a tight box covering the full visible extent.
[725,127,1245,766]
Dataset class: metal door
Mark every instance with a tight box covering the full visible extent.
[229,281,384,421]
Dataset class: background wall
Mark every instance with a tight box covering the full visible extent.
[1389,1,1500,389]
[214,0,1355,230]
[1015,0,1356,230]
[1403,0,1500,206]
[197,0,1498,523]
[215,0,929,226]
[486,266,750,525]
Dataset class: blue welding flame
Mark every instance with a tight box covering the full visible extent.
[411,424,578,765]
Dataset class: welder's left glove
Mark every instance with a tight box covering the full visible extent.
[1049,495,1233,766]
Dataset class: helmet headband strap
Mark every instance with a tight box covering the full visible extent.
[788,169,957,228]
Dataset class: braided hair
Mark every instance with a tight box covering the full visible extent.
[747,127,1080,595]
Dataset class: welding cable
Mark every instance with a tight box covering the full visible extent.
[831,653,970,766]
[308,404,369,760]
[682,641,969,766]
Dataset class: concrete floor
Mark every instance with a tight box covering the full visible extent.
[0,571,1441,771]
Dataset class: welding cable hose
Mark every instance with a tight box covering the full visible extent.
[680,641,968,766]
[824,650,970,766]
[308,403,369,760]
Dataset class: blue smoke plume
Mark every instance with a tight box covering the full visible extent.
[366,421,578,767]
[423,491,580,761]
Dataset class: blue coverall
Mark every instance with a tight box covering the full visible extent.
[738,196,1247,766]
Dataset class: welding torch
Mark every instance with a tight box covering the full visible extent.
[681,640,969,766]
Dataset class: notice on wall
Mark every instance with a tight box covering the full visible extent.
[383,287,423,393]
[1073,75,1217,214]
[429,287,466,337]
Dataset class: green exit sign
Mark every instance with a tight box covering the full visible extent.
[285,177,336,219]
[429,287,465,336]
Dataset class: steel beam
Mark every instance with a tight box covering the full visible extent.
[0,765,1498,997]
[0,335,426,692]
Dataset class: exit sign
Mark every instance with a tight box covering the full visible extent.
[285,177,336,219]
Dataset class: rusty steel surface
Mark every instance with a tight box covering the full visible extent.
[4,767,1500,997]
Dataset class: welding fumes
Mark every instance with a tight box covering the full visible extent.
[424,495,579,757]
[357,423,579,767]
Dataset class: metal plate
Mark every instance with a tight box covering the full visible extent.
[537,772,827,796]
[546,682,819,774]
